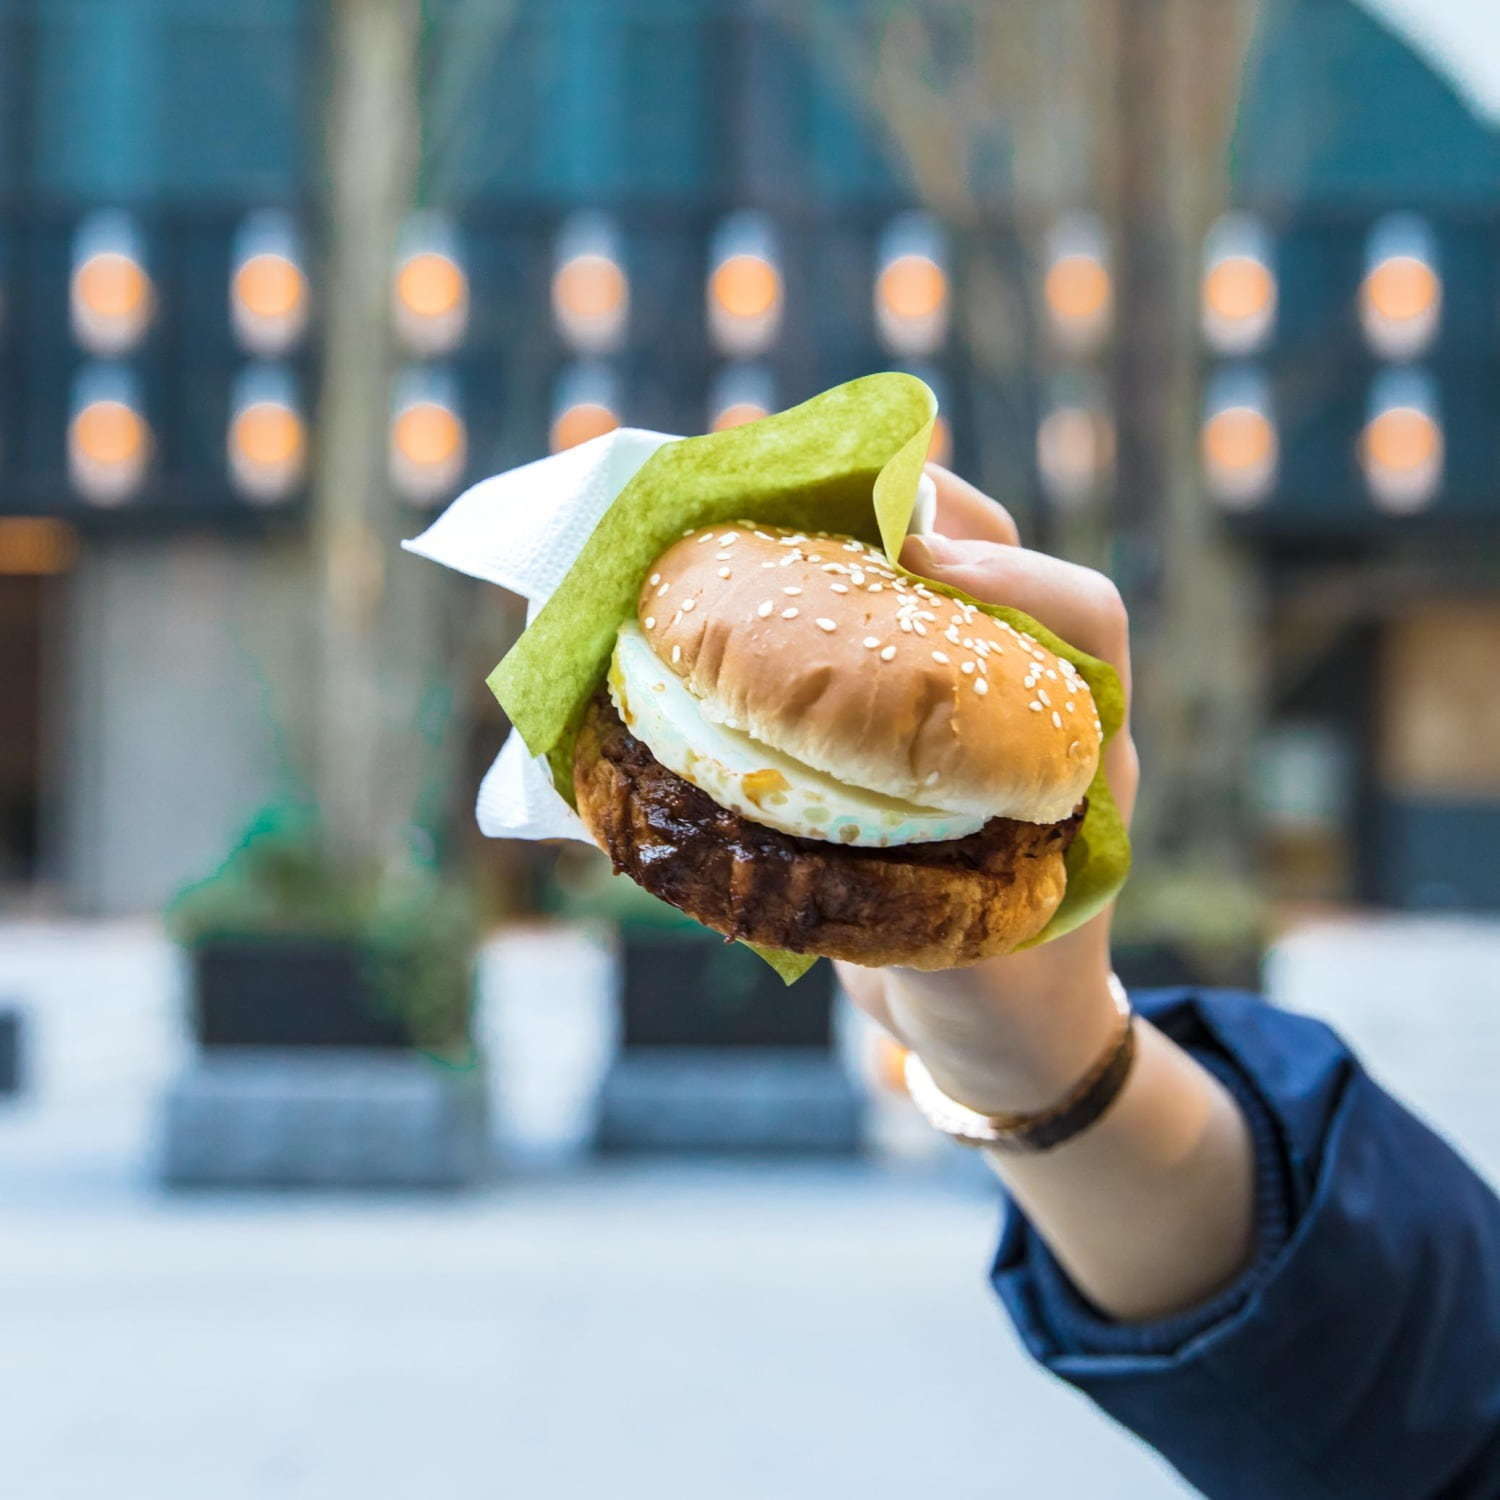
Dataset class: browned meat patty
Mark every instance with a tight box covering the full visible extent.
[572,691,1083,970]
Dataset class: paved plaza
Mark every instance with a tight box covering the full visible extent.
[4,913,1500,1498]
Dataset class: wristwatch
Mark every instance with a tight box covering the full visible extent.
[903,973,1136,1153]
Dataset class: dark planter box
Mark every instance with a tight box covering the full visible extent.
[191,938,412,1049]
[0,1008,22,1095]
[619,927,835,1050]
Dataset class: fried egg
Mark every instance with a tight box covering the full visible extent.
[608,620,987,848]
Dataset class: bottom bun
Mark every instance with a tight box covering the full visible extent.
[573,692,1080,970]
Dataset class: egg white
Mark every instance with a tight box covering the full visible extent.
[608,620,987,848]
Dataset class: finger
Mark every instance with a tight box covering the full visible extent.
[900,534,1130,703]
[925,464,1022,548]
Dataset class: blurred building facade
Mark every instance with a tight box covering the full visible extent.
[0,0,1496,921]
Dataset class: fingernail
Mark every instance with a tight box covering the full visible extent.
[901,533,960,573]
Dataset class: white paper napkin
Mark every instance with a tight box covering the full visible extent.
[403,433,937,845]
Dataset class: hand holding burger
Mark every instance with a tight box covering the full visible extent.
[836,466,1255,1327]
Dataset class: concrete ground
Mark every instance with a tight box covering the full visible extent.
[0,920,1187,1499]
[1,1164,1188,1500]
[5,910,1499,1499]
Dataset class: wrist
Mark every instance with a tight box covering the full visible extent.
[886,963,1123,1116]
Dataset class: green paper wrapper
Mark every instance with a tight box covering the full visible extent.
[491,373,1130,983]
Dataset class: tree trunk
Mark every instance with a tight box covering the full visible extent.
[1104,0,1267,953]
[311,0,422,869]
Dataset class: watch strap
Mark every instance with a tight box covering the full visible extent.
[903,974,1135,1153]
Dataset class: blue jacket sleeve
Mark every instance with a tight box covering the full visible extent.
[990,988,1500,1500]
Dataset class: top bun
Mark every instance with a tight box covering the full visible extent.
[636,524,1102,825]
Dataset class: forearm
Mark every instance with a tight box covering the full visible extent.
[982,1019,1255,1322]
[886,964,1256,1323]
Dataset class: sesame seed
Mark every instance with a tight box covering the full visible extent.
[912,622,927,636]
[783,586,802,596]
[973,677,989,695]
[961,661,975,674]
[1037,688,1051,705]
[931,650,950,664]
[671,610,682,626]
[652,682,665,693]
[657,583,670,598]
[717,567,732,579]
[830,583,849,594]
[862,637,881,649]
[715,552,733,562]
[649,573,661,586]
[1046,668,1057,680]
[697,532,715,544]
[1066,702,1075,712]
[1029,701,1042,712]
[924,771,941,787]
[821,563,847,574]
[718,532,738,544]
[782,607,799,620]
[815,617,837,632]
[645,617,656,629]
[754,531,774,541]
[681,598,695,611]
[671,645,682,664]
[879,645,897,661]
[899,619,912,633]
[1052,711,1063,728]
[868,583,883,592]
[757,600,773,618]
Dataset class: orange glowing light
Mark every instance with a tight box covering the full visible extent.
[0,518,79,576]
[1364,406,1440,473]
[1364,256,1439,324]
[711,402,768,432]
[710,255,781,321]
[1202,406,1275,474]
[231,402,305,470]
[393,402,464,467]
[1203,256,1273,322]
[877,255,947,320]
[550,402,620,453]
[396,252,467,321]
[71,400,148,466]
[1044,254,1110,325]
[553,254,627,322]
[232,254,306,322]
[73,253,150,322]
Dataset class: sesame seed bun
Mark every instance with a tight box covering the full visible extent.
[638,524,1102,825]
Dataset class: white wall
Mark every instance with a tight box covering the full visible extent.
[57,534,313,915]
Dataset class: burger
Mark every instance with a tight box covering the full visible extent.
[573,523,1103,970]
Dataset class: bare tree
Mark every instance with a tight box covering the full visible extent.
[310,0,518,876]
